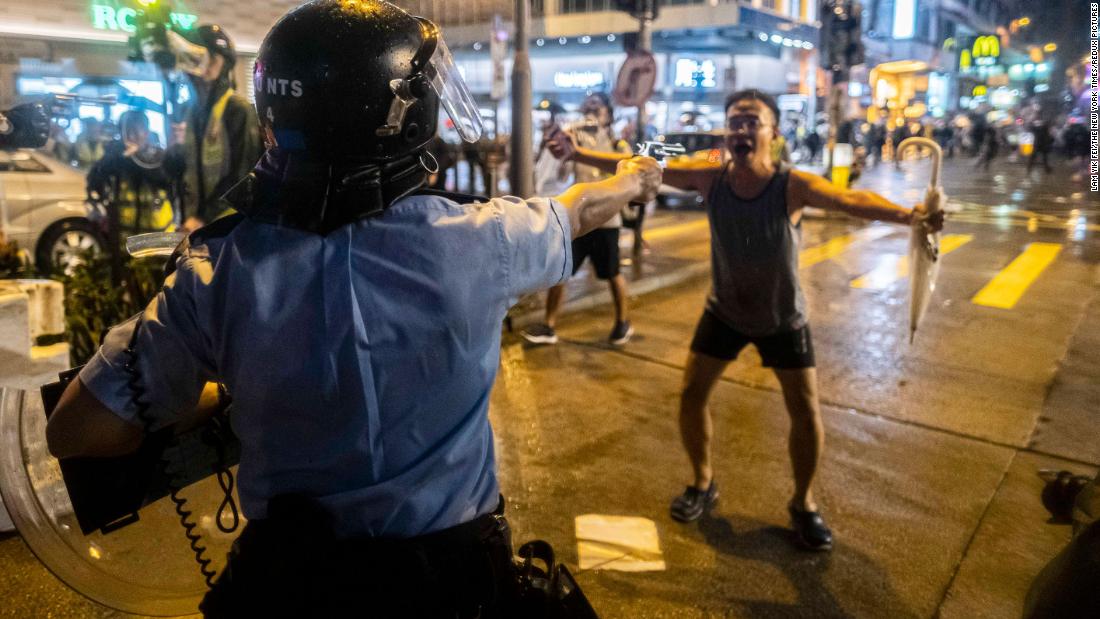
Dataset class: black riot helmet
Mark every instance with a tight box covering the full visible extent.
[253,0,483,162]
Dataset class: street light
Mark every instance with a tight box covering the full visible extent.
[1044,43,1057,52]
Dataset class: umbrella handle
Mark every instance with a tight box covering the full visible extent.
[896,137,943,191]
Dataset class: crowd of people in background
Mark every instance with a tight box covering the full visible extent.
[776,101,1093,182]
[22,82,1096,273]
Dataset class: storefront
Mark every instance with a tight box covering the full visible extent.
[453,32,809,138]
[868,59,930,129]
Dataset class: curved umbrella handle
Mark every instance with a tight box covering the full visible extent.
[896,137,943,190]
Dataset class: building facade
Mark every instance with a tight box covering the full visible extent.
[0,0,1038,145]
[857,0,1027,127]
[0,0,822,140]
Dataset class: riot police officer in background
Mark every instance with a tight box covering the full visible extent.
[45,1,661,616]
[155,24,262,230]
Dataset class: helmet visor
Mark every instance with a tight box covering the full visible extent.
[427,36,483,143]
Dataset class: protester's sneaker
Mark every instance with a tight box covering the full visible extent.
[521,323,558,345]
[670,482,719,523]
[608,320,634,345]
[788,504,833,551]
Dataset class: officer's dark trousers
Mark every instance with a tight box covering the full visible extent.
[200,496,519,618]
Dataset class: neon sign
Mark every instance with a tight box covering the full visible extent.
[91,4,198,33]
[972,36,1000,59]
[674,59,717,89]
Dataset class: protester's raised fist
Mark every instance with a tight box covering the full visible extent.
[545,126,577,161]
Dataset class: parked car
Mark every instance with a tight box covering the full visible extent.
[0,149,103,274]
[655,131,726,209]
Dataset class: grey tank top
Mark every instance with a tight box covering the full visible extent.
[705,163,807,336]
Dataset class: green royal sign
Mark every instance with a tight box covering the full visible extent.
[91,3,198,33]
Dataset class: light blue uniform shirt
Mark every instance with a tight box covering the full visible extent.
[79,193,572,538]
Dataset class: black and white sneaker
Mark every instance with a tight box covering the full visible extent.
[521,323,558,345]
[788,504,833,551]
[670,481,719,523]
[608,320,634,345]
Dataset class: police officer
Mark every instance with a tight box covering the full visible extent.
[161,24,263,230]
[45,1,661,616]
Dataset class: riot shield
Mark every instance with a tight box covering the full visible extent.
[0,387,242,616]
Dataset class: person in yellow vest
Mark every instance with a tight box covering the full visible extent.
[87,110,177,237]
[165,25,262,232]
[73,118,106,170]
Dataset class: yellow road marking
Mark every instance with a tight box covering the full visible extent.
[799,226,895,269]
[971,242,1062,309]
[850,234,974,289]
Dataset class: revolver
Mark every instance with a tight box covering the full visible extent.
[625,141,685,214]
[636,141,686,166]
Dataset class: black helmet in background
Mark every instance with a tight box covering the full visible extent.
[253,0,482,162]
[195,24,236,70]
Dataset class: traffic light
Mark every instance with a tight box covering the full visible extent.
[845,2,865,67]
[614,0,659,20]
[820,0,864,73]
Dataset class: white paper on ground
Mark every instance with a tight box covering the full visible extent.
[575,514,666,572]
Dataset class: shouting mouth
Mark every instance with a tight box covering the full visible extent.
[732,143,753,156]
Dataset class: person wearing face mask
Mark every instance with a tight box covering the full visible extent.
[87,110,178,238]
[156,24,263,231]
[522,92,636,347]
[547,88,944,552]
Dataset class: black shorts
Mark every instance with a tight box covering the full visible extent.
[571,227,620,279]
[689,310,815,369]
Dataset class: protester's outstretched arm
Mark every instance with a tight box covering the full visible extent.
[547,126,719,193]
[791,169,944,230]
[554,157,661,239]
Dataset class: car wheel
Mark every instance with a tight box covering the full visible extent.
[36,219,104,275]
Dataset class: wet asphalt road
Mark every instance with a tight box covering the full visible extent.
[0,155,1096,617]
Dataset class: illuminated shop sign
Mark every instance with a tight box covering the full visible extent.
[893,0,916,39]
[972,35,1000,65]
[674,59,717,89]
[553,71,604,89]
[91,3,199,33]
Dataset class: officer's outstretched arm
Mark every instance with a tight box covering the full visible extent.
[548,127,717,193]
[554,156,661,239]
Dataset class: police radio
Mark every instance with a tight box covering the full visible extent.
[0,233,242,616]
[40,231,241,541]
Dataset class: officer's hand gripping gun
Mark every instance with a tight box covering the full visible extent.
[625,141,685,217]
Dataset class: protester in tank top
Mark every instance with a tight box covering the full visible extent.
[545,89,944,552]
[705,161,805,336]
